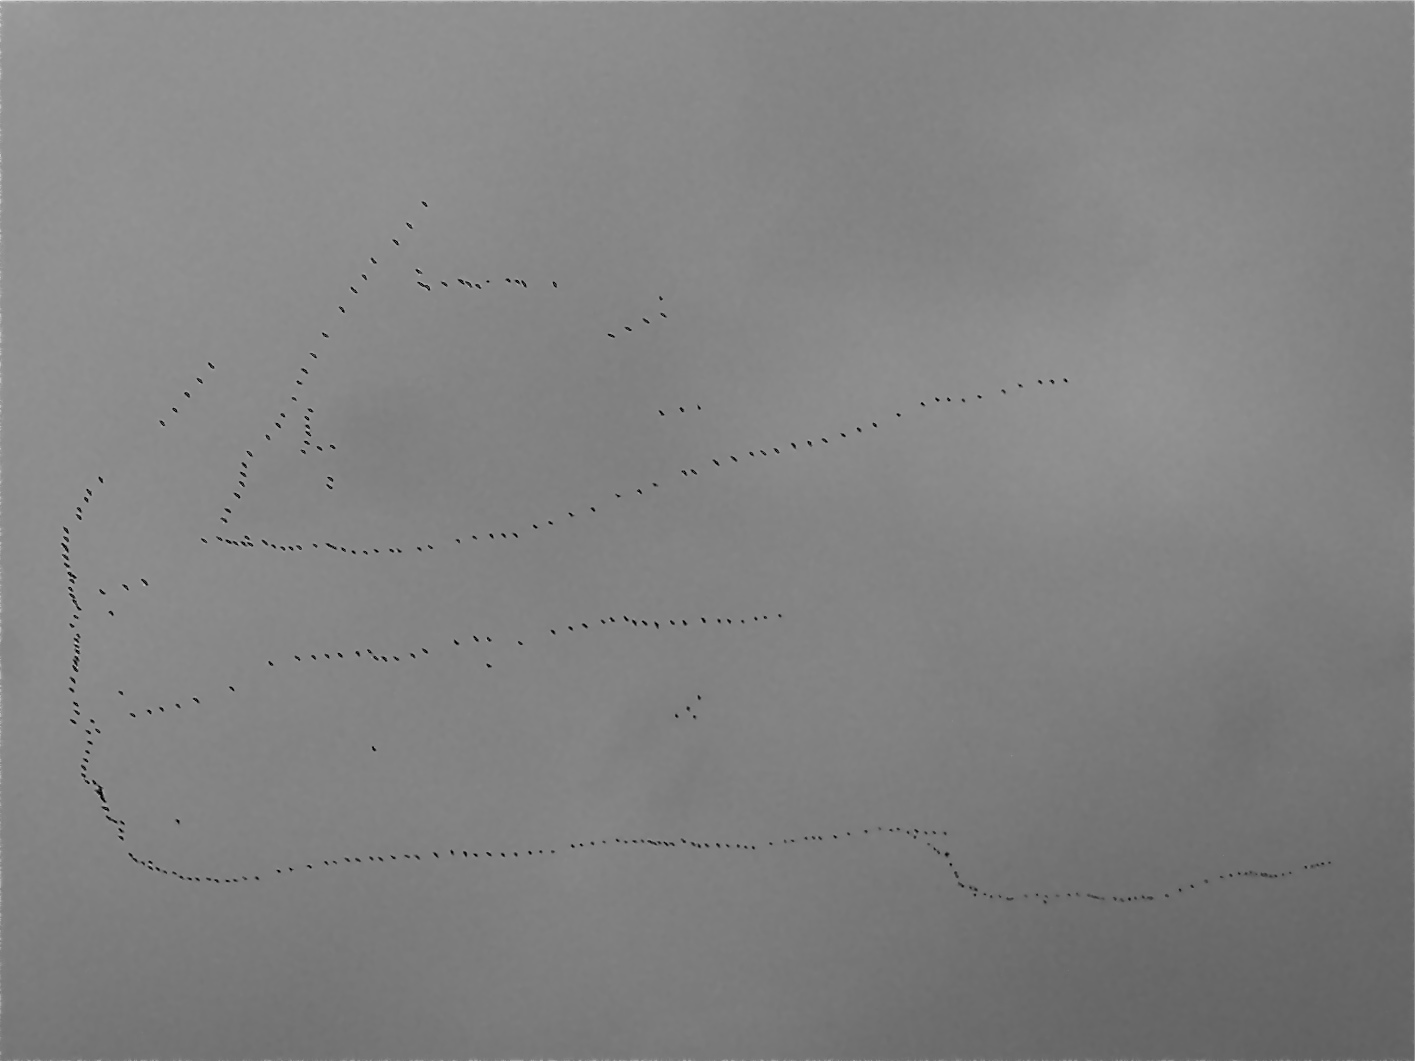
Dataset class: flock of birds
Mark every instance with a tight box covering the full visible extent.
[68,198,1331,898]
[170,199,1075,552]
[64,508,127,845]
[120,823,1332,899]
[199,367,1073,552]
[110,612,784,723]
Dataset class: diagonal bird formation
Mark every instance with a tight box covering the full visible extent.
[72,198,1331,900]
[157,366,214,429]
[205,367,1071,548]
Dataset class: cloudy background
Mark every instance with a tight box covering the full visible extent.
[4,5,1410,1058]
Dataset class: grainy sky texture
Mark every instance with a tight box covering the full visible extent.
[4,4,1412,1059]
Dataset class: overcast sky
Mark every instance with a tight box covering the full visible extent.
[4,5,1411,1059]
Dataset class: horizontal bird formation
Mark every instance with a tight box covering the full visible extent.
[113,613,781,721]
[120,825,1333,900]
[71,198,1331,902]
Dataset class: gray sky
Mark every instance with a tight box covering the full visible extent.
[4,4,1411,1059]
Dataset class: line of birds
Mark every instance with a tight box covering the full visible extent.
[221,200,416,506]
[115,613,782,720]
[75,198,1330,908]
[157,365,213,428]
[120,824,1333,900]
[62,483,130,845]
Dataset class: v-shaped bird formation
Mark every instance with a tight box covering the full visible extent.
[69,198,1331,898]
